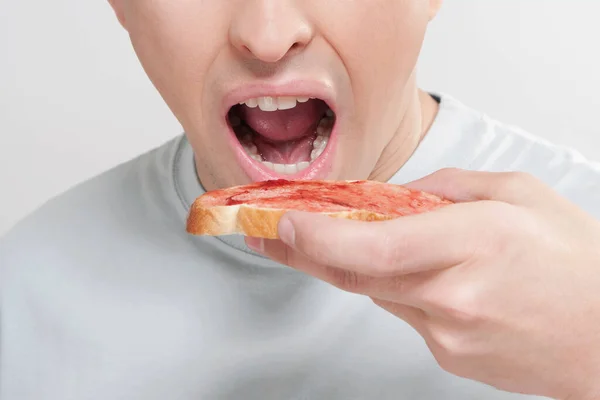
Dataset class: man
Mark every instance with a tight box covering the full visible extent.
[1,1,600,399]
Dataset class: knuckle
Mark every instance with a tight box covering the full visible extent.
[427,329,471,377]
[438,287,484,325]
[434,353,454,374]
[328,267,365,293]
[466,201,514,253]
[497,171,536,193]
[433,352,468,379]
[437,167,463,177]
[476,201,531,255]
[368,231,406,276]
[297,235,328,262]
[429,341,459,375]
[430,329,466,360]
[386,275,409,295]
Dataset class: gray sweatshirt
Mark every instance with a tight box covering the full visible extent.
[2,94,599,399]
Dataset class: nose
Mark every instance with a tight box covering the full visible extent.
[230,0,313,63]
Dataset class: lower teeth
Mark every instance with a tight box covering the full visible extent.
[240,113,334,175]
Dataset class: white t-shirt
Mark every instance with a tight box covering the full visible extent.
[1,94,599,400]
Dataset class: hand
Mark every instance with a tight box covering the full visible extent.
[246,169,600,399]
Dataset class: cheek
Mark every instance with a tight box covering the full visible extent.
[312,1,430,172]
[124,1,230,125]
[317,0,430,124]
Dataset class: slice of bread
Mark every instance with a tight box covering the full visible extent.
[186,179,452,239]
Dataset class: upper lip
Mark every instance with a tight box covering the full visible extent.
[221,80,337,118]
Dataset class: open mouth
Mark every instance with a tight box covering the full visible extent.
[227,96,336,178]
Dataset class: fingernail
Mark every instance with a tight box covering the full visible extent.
[278,216,296,247]
[246,237,264,253]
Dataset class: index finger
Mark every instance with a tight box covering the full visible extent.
[404,168,550,205]
[277,203,487,277]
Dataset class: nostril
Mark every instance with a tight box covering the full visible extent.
[242,42,304,61]
[289,41,306,54]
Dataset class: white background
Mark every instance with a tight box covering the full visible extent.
[1,1,599,236]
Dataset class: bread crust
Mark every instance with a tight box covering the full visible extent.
[186,204,241,236]
[187,203,396,239]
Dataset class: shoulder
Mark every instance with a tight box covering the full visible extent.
[438,94,600,217]
[0,136,188,277]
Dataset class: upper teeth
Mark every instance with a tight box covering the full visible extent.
[240,96,312,112]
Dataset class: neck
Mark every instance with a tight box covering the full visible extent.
[368,87,439,182]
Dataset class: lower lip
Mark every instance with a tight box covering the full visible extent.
[227,123,338,182]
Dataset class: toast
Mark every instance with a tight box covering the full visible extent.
[186,179,452,239]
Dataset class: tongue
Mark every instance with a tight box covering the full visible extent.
[239,100,326,142]
[253,133,316,164]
